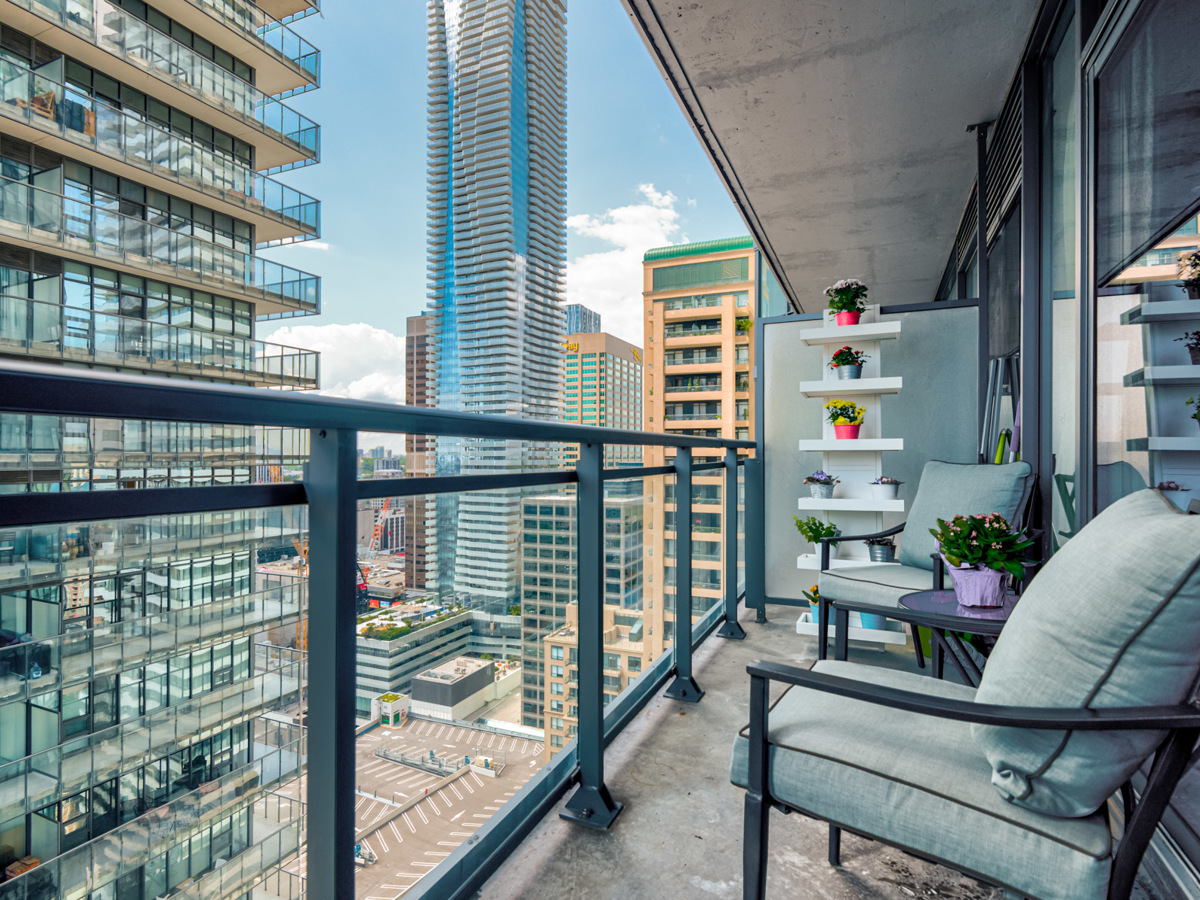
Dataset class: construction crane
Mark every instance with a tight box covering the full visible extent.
[368,498,392,552]
[288,539,369,651]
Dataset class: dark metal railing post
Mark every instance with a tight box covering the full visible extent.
[665,446,703,701]
[716,448,746,639]
[561,441,622,829]
[744,456,767,622]
[305,427,358,897]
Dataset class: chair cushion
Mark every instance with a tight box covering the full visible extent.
[973,489,1200,817]
[818,563,942,608]
[897,460,1033,570]
[731,661,1111,898]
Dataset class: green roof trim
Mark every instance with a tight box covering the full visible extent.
[643,236,754,262]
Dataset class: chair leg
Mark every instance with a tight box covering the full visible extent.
[743,793,770,899]
[910,625,925,669]
[817,599,828,661]
[828,825,841,866]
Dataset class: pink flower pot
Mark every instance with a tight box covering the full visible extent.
[833,424,860,439]
[942,555,1011,608]
[835,311,861,326]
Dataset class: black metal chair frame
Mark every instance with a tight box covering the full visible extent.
[742,659,1200,900]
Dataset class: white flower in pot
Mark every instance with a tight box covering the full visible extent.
[869,476,902,500]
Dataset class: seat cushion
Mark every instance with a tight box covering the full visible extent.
[973,489,1200,817]
[731,661,1111,899]
[818,563,941,608]
[897,460,1033,570]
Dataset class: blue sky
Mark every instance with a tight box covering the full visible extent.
[259,0,743,402]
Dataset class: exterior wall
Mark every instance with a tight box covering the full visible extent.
[562,331,644,467]
[405,314,432,589]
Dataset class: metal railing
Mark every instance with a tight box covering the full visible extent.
[0,177,320,314]
[0,60,320,240]
[0,293,319,386]
[0,360,759,900]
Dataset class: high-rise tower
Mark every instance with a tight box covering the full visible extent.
[425,0,568,611]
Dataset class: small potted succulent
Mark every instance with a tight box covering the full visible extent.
[803,470,839,499]
[929,513,1033,607]
[824,399,865,439]
[794,514,840,560]
[869,475,902,500]
[825,278,869,325]
[828,345,869,380]
[865,536,896,563]
[1189,396,1200,431]
[1178,250,1200,299]
[1177,330,1200,365]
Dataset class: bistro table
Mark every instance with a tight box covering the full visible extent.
[829,589,1019,687]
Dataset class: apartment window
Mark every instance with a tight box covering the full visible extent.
[550,717,563,730]
[551,683,563,695]
[550,645,563,660]
[550,665,563,678]
[550,734,563,748]
[652,257,749,291]
[550,700,563,713]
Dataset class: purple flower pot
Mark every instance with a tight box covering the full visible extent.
[942,555,1011,608]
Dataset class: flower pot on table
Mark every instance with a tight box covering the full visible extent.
[833,424,861,439]
[943,555,1011,608]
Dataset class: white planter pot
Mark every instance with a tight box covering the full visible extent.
[870,483,899,500]
[814,542,839,561]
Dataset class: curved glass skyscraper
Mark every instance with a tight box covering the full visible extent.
[425,0,567,611]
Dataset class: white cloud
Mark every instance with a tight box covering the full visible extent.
[298,241,332,251]
[565,183,684,344]
[262,322,406,405]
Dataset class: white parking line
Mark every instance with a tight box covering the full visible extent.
[376,831,390,853]
[451,784,463,800]
[415,805,429,825]
[451,810,464,821]
[427,797,441,815]
[389,820,404,842]
[403,812,416,833]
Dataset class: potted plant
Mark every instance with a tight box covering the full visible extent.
[802,584,820,618]
[794,514,840,560]
[928,513,1033,608]
[1189,396,1200,431]
[1176,330,1200,365]
[828,345,869,380]
[803,470,839,499]
[1178,250,1200,299]
[869,475,902,500]
[824,399,865,439]
[865,536,896,563]
[824,278,869,325]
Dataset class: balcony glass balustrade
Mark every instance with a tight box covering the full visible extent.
[0,293,319,386]
[7,0,320,158]
[0,60,321,240]
[0,178,320,314]
[182,0,320,84]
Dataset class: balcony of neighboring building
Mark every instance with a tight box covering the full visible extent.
[141,0,320,97]
[662,373,722,401]
[255,0,315,23]
[0,0,319,170]
[0,293,319,387]
[663,401,721,427]
[0,61,320,244]
[0,178,320,316]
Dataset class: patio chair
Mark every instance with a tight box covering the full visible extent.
[733,489,1200,899]
[815,459,1034,663]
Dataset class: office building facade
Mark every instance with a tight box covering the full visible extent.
[0,0,321,895]
[405,313,431,590]
[564,303,601,336]
[562,331,644,467]
[425,0,568,612]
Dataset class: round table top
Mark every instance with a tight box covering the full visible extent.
[898,589,1018,629]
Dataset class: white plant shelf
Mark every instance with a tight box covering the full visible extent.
[1119,298,1200,324]
[1125,436,1200,452]
[795,611,908,646]
[1123,366,1200,387]
[796,553,890,570]
[798,438,904,452]
[798,377,903,397]
[797,497,905,512]
[800,322,902,345]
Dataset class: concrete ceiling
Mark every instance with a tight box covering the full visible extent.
[621,0,1040,311]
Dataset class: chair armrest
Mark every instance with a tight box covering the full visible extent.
[746,660,1200,731]
[819,522,904,544]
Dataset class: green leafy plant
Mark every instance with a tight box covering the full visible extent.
[928,513,1034,578]
[872,476,901,485]
[1177,330,1200,352]
[1188,396,1200,421]
[736,317,753,334]
[793,515,839,545]
[828,345,869,369]
[802,584,820,605]
[823,399,865,425]
[865,536,895,547]
[1178,250,1200,287]
[824,278,869,313]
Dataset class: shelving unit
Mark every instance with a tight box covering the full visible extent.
[794,611,908,647]
[796,307,904,647]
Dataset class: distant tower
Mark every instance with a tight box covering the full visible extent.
[565,303,602,335]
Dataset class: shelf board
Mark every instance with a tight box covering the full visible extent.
[1119,298,1200,324]
[796,611,908,646]
[1123,365,1200,387]
[1125,436,1200,452]
[800,322,902,345]
[796,497,905,512]
[798,438,904,452]
[797,553,891,570]
[798,377,902,398]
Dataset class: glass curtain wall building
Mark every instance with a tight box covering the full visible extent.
[425,0,568,612]
[0,0,321,896]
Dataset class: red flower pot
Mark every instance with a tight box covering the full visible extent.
[833,424,861,439]
[835,311,861,326]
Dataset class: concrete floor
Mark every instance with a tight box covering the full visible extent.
[477,606,1165,900]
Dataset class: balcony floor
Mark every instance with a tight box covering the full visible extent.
[480,607,1165,900]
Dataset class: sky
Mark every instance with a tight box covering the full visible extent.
[259,0,744,417]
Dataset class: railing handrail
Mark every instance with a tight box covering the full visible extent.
[184,0,321,80]
[0,359,755,449]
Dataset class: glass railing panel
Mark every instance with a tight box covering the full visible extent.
[0,180,320,312]
[185,0,320,82]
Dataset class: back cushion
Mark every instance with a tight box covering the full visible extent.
[972,490,1200,817]
[897,460,1032,570]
